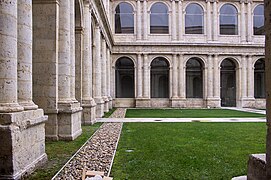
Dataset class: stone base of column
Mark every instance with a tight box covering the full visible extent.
[171,98,186,108]
[0,109,48,179]
[135,98,151,108]
[247,154,267,180]
[103,96,109,113]
[94,98,104,118]
[57,101,83,141]
[240,97,256,108]
[108,96,113,109]
[206,97,221,108]
[45,110,59,141]
[81,99,96,125]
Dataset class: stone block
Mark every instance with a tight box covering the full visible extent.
[247,154,267,180]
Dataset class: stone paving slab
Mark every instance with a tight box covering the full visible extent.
[97,117,266,123]
[222,107,266,115]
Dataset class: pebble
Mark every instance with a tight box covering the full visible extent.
[53,108,126,180]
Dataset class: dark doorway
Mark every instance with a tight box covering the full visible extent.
[151,57,169,98]
[220,59,236,107]
[115,57,135,98]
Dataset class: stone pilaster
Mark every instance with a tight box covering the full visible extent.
[206,0,212,41]
[178,0,183,41]
[213,54,220,106]
[213,1,218,41]
[241,1,246,42]
[137,54,151,107]
[143,0,148,40]
[107,48,113,109]
[247,55,254,98]
[57,0,82,141]
[171,0,177,41]
[241,55,249,107]
[136,0,142,40]
[70,0,76,101]
[137,54,143,98]
[207,54,219,107]
[175,54,186,107]
[247,1,252,42]
[172,54,178,98]
[0,1,47,179]
[81,1,96,125]
[93,25,104,117]
[101,38,109,112]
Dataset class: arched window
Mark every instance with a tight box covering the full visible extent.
[185,3,204,34]
[254,59,265,98]
[115,57,135,98]
[186,58,203,98]
[220,59,236,107]
[254,4,264,35]
[151,57,169,98]
[220,4,238,35]
[115,3,134,34]
[150,2,169,34]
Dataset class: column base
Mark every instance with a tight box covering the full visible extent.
[135,98,151,108]
[94,97,104,118]
[81,99,96,125]
[108,96,113,109]
[57,101,82,141]
[103,96,109,113]
[206,97,221,108]
[0,109,48,179]
[247,154,267,180]
[171,98,186,108]
[240,97,256,108]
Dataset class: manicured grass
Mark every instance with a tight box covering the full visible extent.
[27,123,102,180]
[111,123,266,180]
[103,108,117,118]
[125,109,265,118]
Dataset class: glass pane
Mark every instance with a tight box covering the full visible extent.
[186,3,203,14]
[254,5,264,35]
[185,4,203,34]
[115,3,134,34]
[150,2,168,13]
[220,4,238,35]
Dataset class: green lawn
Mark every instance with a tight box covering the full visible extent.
[125,109,265,118]
[111,123,266,180]
[27,123,102,180]
[103,108,116,118]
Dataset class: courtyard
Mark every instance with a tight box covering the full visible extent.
[27,108,266,179]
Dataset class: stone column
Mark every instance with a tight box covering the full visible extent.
[93,25,104,117]
[107,48,112,109]
[213,54,220,100]
[143,54,150,98]
[172,54,178,98]
[241,55,247,100]
[0,1,47,179]
[137,54,143,98]
[247,55,254,98]
[143,0,148,40]
[136,0,141,40]
[58,0,82,140]
[241,1,246,42]
[178,0,183,41]
[0,0,23,112]
[81,2,96,125]
[171,0,177,41]
[70,0,76,101]
[207,55,213,98]
[75,27,83,103]
[101,38,109,112]
[206,0,212,41]
[179,54,186,101]
[17,0,38,110]
[247,1,252,42]
[213,1,218,41]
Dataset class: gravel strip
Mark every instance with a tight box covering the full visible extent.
[53,108,126,179]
